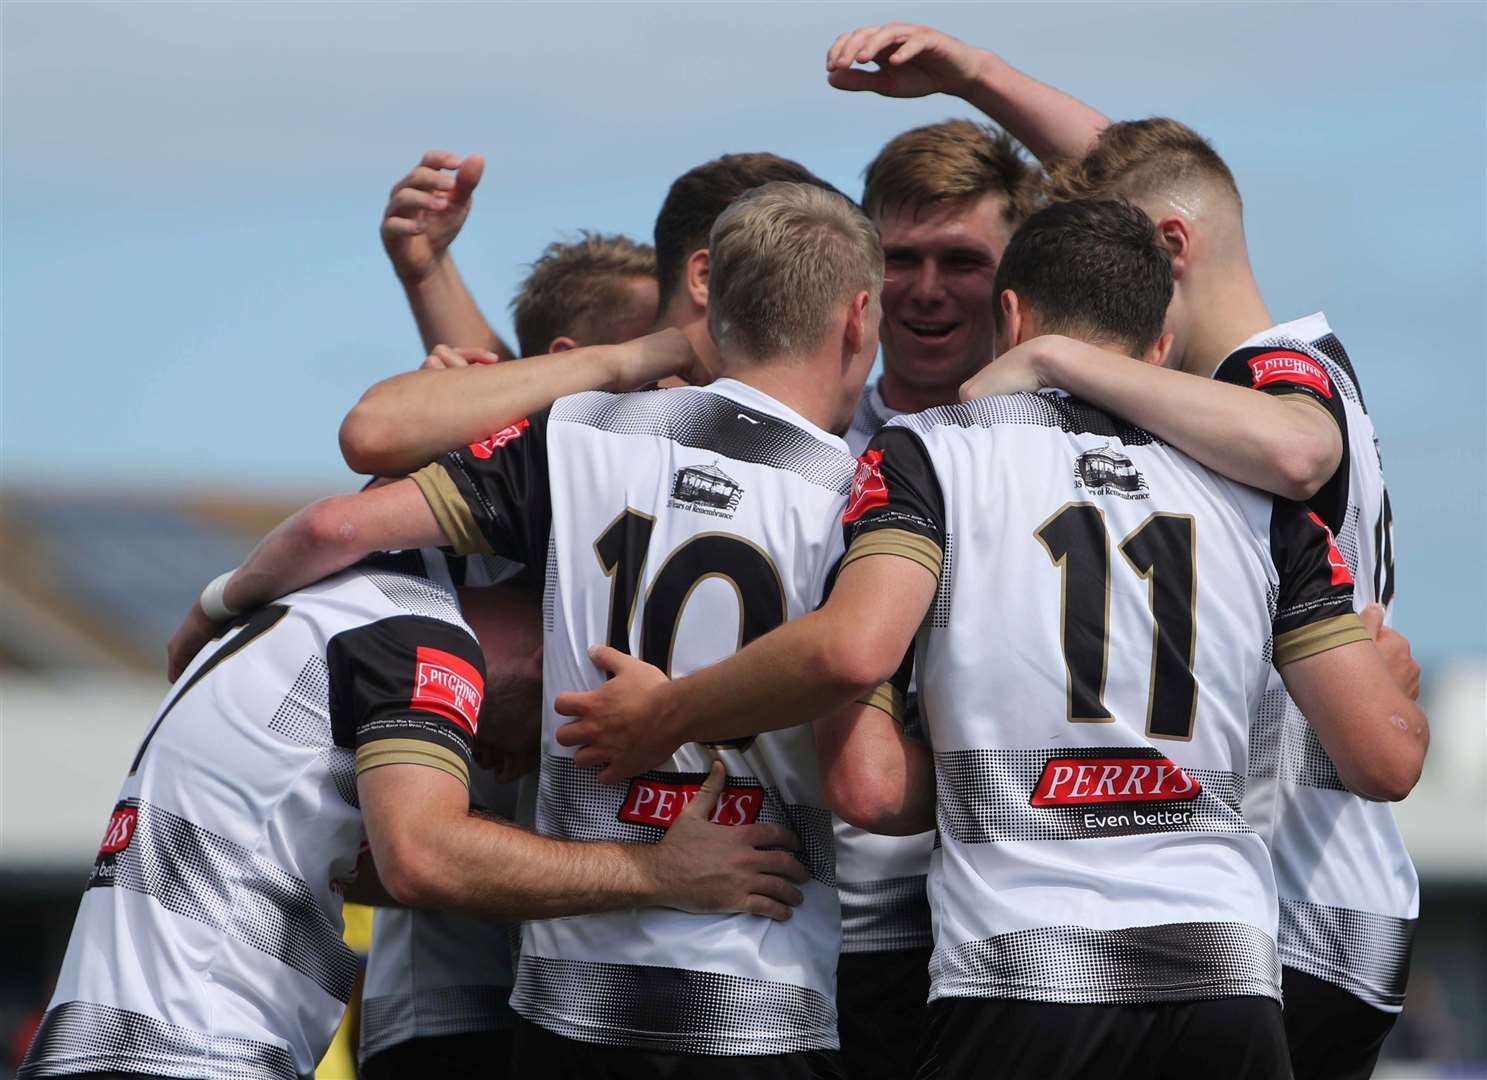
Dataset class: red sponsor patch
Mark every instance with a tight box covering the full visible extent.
[1030,757,1201,807]
[1307,511,1354,586]
[843,449,889,524]
[468,418,531,459]
[98,806,138,855]
[411,646,484,736]
[1248,350,1332,399]
[618,777,764,828]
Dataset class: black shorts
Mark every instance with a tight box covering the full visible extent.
[915,995,1290,1080]
[837,946,932,1080]
[509,1017,845,1080]
[1282,966,1398,1080]
[360,1029,514,1080]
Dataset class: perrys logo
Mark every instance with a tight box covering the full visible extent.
[844,449,889,524]
[468,418,531,459]
[1030,757,1201,807]
[412,646,484,736]
[1248,351,1332,399]
[98,805,138,855]
[618,776,764,828]
[1307,511,1354,586]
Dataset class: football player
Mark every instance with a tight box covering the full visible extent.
[163,182,886,1078]
[18,552,807,1080]
[552,197,1429,1079]
[831,26,1422,1075]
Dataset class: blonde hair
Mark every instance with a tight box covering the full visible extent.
[1046,117,1241,209]
[862,119,1037,225]
[510,231,656,356]
[707,181,884,362]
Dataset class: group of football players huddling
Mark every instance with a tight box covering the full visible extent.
[21,22,1428,1080]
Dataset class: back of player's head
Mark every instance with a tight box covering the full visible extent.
[654,153,842,310]
[707,181,884,363]
[994,198,1172,356]
[862,119,1038,226]
[510,232,656,356]
[1046,117,1241,214]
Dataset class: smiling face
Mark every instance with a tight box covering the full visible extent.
[875,193,1014,406]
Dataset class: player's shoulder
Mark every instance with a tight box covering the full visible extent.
[291,549,474,638]
[888,392,1163,447]
[1216,313,1367,411]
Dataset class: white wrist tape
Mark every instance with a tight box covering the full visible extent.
[199,570,241,623]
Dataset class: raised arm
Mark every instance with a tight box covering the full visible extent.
[340,329,705,477]
[825,23,1108,162]
[381,150,513,358]
[361,760,807,921]
[962,335,1344,501]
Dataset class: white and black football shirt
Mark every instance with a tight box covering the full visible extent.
[411,378,858,1055]
[1215,312,1417,1011]
[842,390,1368,1007]
[21,552,486,1080]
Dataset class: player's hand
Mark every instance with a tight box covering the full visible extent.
[1360,604,1421,701]
[650,762,807,921]
[420,344,503,370]
[554,646,682,782]
[381,150,484,285]
[608,328,715,390]
[166,601,219,683]
[826,23,987,100]
[959,335,1058,401]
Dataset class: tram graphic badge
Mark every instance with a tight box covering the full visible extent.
[669,461,744,518]
[1074,445,1149,500]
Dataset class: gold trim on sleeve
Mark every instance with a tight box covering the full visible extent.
[1276,392,1339,426]
[856,681,906,723]
[411,464,494,556]
[841,529,943,578]
[1274,612,1371,667]
[355,738,470,788]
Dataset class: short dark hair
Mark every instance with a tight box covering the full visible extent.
[653,152,842,309]
[510,231,655,356]
[993,199,1172,356]
[862,119,1038,226]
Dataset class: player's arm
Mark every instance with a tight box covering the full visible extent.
[814,698,936,836]
[825,24,1108,162]
[557,427,946,784]
[382,150,513,358]
[362,761,806,920]
[340,328,706,477]
[1269,504,1428,801]
[962,335,1344,502]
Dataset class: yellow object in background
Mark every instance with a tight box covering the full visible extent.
[316,903,374,1079]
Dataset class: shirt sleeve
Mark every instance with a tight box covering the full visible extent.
[840,425,948,580]
[410,408,553,565]
[327,614,487,789]
[1214,345,1351,533]
[1270,498,1370,668]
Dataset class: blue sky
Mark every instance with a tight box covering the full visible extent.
[3,2,1484,659]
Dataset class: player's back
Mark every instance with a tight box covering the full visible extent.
[23,552,482,1080]
[511,378,856,1054]
[860,390,1354,1007]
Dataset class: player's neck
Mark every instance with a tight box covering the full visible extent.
[726,359,846,436]
[1178,266,1274,377]
[877,369,960,415]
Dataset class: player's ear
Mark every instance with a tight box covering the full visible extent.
[997,288,1025,352]
[1143,332,1175,368]
[685,248,710,311]
[547,336,579,353]
[843,290,872,355]
[1155,216,1190,279]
